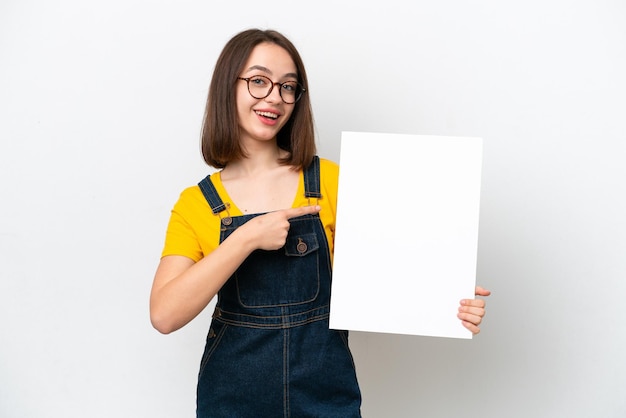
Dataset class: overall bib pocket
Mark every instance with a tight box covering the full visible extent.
[235,220,321,308]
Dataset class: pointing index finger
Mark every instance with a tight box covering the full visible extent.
[284,205,321,220]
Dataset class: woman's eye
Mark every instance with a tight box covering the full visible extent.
[282,82,297,92]
[250,77,268,86]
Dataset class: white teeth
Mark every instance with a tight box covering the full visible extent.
[256,111,278,119]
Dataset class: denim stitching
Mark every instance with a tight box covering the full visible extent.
[283,323,290,418]
[198,323,228,377]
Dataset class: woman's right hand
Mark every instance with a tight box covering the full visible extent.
[244,205,321,251]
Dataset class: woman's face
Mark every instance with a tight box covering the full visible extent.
[236,42,298,147]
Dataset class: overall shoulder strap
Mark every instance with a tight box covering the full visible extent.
[303,156,322,199]
[198,175,228,214]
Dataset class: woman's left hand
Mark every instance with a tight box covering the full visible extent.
[458,286,491,335]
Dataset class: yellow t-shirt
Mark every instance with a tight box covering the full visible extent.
[161,158,339,265]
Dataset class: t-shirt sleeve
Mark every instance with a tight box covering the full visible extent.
[319,158,339,253]
[161,187,205,262]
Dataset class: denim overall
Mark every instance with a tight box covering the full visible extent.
[196,157,362,418]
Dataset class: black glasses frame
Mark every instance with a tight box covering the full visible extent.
[237,76,306,104]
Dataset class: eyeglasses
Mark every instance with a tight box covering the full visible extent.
[237,75,305,104]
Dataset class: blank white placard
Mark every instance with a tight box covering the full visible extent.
[329,131,483,339]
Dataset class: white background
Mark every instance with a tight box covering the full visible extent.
[1,1,625,417]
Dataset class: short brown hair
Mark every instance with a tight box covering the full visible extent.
[200,29,316,169]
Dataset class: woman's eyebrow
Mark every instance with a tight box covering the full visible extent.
[245,65,298,79]
[246,65,271,74]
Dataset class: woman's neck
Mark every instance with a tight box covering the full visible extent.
[222,146,290,180]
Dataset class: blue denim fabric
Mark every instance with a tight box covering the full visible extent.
[196,157,361,418]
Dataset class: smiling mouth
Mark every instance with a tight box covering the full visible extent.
[255,110,278,120]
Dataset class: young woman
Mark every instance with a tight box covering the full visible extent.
[150,28,490,418]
